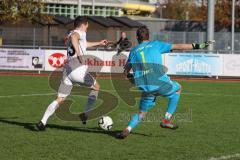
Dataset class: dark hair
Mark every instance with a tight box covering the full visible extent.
[74,16,88,28]
[136,26,149,42]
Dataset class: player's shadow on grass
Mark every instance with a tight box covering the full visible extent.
[0,117,153,138]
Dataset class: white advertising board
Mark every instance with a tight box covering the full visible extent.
[44,50,129,73]
[222,54,240,76]
[165,53,223,76]
[0,48,44,70]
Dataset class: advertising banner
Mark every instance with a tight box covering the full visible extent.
[44,50,129,73]
[222,54,240,76]
[5,48,239,77]
[84,51,129,73]
[0,48,44,70]
[165,53,222,76]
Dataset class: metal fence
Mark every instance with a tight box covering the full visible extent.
[1,27,240,53]
[152,31,240,52]
[0,27,108,47]
[0,27,45,46]
[1,44,240,54]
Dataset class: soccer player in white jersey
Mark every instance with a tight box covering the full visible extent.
[36,16,108,130]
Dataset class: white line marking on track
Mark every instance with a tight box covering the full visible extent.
[0,90,239,98]
[208,153,240,160]
[182,92,240,97]
[0,93,56,98]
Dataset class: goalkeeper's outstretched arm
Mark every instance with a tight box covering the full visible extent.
[172,40,215,50]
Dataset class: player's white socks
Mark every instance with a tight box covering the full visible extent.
[126,126,132,132]
[84,90,99,113]
[41,100,59,125]
[164,112,172,120]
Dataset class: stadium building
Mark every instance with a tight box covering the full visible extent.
[0,0,156,47]
[41,0,156,18]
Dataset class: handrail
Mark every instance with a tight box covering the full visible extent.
[0,45,109,51]
[0,45,240,54]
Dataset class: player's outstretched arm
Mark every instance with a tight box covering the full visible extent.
[172,40,215,50]
[87,40,108,48]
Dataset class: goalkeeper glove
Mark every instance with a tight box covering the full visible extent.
[126,73,135,84]
[192,40,215,49]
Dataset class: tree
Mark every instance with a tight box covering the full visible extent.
[157,0,190,20]
[197,0,240,30]
[159,0,240,30]
[0,0,51,23]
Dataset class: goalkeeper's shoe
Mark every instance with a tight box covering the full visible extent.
[160,119,178,130]
[79,113,88,125]
[36,121,46,131]
[116,129,130,139]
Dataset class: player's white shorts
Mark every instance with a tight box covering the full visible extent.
[58,58,96,98]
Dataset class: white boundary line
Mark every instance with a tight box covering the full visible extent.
[208,153,240,160]
[0,90,239,98]
[0,93,56,98]
[182,92,240,97]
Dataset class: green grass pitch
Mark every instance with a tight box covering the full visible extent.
[0,75,240,160]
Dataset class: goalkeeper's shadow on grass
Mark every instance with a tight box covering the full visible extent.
[0,118,152,138]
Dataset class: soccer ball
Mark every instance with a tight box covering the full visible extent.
[98,116,113,131]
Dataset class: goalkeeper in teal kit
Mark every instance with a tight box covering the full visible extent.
[116,26,214,139]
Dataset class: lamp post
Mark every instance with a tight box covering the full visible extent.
[78,0,82,16]
[231,0,235,54]
[160,5,166,18]
[207,0,215,51]
[92,0,95,15]
[155,2,166,18]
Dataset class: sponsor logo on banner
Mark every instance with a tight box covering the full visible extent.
[44,50,129,72]
[44,50,67,71]
[48,53,67,68]
[165,53,222,76]
[82,51,129,73]
[175,59,211,74]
